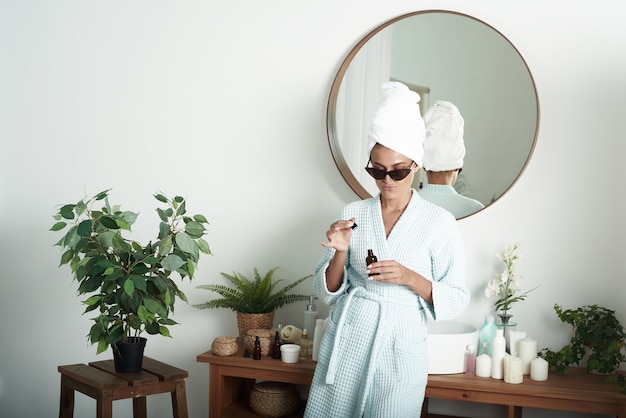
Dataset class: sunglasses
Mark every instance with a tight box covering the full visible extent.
[364,161,415,181]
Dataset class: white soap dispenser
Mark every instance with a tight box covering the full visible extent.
[303,296,319,336]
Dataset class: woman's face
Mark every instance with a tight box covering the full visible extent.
[369,144,417,199]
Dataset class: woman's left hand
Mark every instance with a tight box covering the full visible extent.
[366,260,415,285]
[367,260,433,303]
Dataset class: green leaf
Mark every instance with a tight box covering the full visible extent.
[197,238,211,254]
[158,221,170,240]
[83,295,101,306]
[131,275,147,293]
[185,221,205,239]
[194,214,208,224]
[50,221,67,232]
[77,220,92,236]
[186,260,195,278]
[176,200,186,216]
[157,208,168,222]
[138,304,150,323]
[59,204,76,220]
[115,218,131,230]
[154,193,168,203]
[93,190,110,201]
[175,232,196,254]
[158,235,173,256]
[121,210,138,225]
[123,278,135,296]
[60,249,74,266]
[97,231,115,248]
[161,254,185,271]
[99,216,120,229]
[159,326,172,337]
[144,298,166,317]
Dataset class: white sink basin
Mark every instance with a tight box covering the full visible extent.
[427,320,478,374]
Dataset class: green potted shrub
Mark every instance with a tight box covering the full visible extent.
[539,304,626,394]
[51,189,211,372]
[194,267,312,341]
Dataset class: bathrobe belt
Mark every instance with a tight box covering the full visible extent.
[324,285,419,386]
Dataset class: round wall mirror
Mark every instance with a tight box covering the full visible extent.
[327,11,540,219]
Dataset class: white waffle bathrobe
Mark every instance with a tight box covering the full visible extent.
[304,190,470,418]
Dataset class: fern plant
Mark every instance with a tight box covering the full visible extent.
[194,267,312,313]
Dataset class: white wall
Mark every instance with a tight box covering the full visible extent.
[1,1,625,417]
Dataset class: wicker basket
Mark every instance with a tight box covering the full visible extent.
[211,336,238,356]
[237,311,274,343]
[244,329,273,356]
[249,381,300,417]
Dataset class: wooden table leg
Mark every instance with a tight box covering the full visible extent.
[172,379,189,418]
[132,396,147,418]
[59,375,74,418]
[96,389,114,418]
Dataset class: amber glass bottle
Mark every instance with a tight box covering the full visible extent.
[272,331,281,359]
[253,336,262,360]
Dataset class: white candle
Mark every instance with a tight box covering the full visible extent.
[530,357,549,381]
[518,337,538,374]
[503,356,523,384]
[475,353,491,377]
[508,330,527,356]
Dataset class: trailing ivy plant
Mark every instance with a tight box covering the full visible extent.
[51,189,211,354]
[194,267,311,314]
[539,304,626,394]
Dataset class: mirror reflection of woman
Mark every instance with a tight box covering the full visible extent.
[305,82,470,417]
[418,101,485,218]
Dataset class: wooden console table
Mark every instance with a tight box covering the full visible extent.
[197,349,626,418]
[197,349,315,417]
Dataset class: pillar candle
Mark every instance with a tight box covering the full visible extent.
[503,356,523,384]
[508,330,527,356]
[517,337,538,374]
[475,353,491,377]
[530,357,549,381]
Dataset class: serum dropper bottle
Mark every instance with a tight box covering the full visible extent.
[366,249,379,277]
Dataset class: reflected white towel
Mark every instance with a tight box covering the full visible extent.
[423,100,466,171]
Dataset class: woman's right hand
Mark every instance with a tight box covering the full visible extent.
[321,217,356,252]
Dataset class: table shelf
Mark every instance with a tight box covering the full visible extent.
[198,349,626,418]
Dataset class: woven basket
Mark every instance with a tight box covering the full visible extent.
[244,329,273,356]
[237,311,274,343]
[249,381,300,417]
[211,336,238,356]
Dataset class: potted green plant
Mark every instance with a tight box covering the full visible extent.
[51,189,211,372]
[539,304,626,394]
[194,267,312,341]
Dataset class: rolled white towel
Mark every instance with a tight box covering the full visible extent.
[280,325,303,343]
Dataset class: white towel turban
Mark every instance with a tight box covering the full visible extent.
[422,100,466,171]
[367,82,425,166]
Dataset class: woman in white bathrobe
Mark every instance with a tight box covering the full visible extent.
[304,83,470,418]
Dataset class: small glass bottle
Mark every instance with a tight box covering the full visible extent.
[366,249,377,265]
[253,336,262,360]
[272,331,281,359]
[299,329,312,360]
[366,249,379,277]
[464,344,476,375]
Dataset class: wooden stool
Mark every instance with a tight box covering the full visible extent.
[58,356,188,418]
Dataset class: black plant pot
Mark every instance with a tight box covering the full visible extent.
[112,337,147,373]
